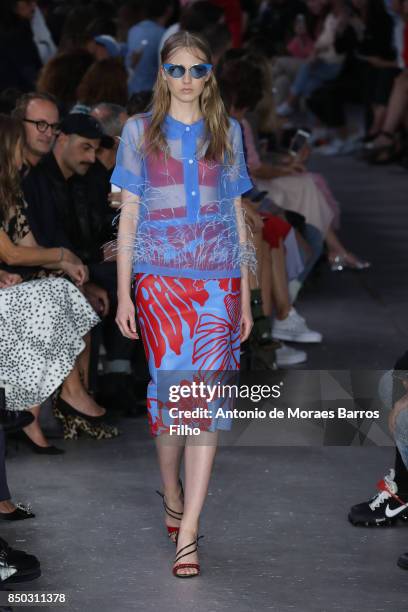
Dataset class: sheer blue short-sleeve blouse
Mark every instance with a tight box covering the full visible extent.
[110,112,255,279]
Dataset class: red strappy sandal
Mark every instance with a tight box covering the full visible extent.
[156,479,184,542]
[172,535,204,578]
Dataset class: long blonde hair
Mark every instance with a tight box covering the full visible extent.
[144,31,232,162]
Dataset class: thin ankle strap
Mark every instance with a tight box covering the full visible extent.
[156,490,184,520]
[174,536,204,565]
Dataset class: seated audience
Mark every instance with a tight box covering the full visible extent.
[22,110,140,414]
[277,0,347,116]
[0,113,118,442]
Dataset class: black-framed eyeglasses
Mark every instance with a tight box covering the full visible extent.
[162,63,212,79]
[23,118,61,135]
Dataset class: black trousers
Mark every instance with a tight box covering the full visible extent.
[0,429,10,502]
[0,390,10,502]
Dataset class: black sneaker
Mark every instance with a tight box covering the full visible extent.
[348,469,408,526]
[397,552,408,569]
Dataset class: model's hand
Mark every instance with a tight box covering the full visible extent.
[389,393,408,434]
[116,296,139,340]
[240,303,253,342]
[83,282,110,316]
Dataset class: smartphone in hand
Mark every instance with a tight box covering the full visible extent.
[289,129,311,157]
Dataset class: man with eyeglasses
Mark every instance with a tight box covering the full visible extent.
[13,92,59,168]
[20,112,111,280]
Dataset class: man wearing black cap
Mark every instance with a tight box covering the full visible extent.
[23,113,113,260]
[22,113,142,413]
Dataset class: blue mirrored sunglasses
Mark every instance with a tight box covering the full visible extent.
[162,63,212,79]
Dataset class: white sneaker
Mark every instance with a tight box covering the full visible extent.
[272,308,323,343]
[276,343,307,366]
[276,101,294,117]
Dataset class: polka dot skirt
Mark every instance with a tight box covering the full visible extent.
[0,277,100,411]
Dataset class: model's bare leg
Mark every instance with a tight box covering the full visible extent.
[155,434,185,542]
[174,430,219,575]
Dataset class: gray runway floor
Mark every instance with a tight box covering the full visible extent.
[4,156,408,611]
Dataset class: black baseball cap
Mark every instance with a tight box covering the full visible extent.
[59,113,114,148]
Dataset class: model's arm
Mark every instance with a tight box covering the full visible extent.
[234,196,254,342]
[115,188,140,340]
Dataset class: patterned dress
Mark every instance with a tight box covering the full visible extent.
[0,277,99,410]
[111,112,255,436]
[0,198,64,281]
[0,200,100,410]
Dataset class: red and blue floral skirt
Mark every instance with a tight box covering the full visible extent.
[134,274,241,437]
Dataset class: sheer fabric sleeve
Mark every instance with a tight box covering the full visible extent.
[110,117,146,198]
[223,118,253,198]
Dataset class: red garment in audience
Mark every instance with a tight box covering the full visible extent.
[261,213,291,249]
[212,0,243,47]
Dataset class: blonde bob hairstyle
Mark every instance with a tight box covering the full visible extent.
[144,30,233,163]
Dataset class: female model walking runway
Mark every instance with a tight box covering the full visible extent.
[112,31,255,577]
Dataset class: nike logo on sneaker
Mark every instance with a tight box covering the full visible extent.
[385,503,408,518]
